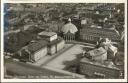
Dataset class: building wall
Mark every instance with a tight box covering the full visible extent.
[48,40,65,55]
[57,40,65,52]
[31,47,47,61]
[79,61,120,78]
[80,28,120,42]
[80,34,96,42]
[48,45,56,55]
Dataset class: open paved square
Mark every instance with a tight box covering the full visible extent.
[45,44,94,69]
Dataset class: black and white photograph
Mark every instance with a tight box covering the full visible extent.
[1,0,127,82]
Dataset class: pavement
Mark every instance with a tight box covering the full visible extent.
[45,44,94,69]
[29,42,95,69]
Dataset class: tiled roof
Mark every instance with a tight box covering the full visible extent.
[27,40,48,53]
[80,27,119,36]
[80,27,120,41]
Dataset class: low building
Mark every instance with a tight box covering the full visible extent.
[79,58,121,78]
[19,40,48,62]
[80,27,120,43]
[38,31,65,55]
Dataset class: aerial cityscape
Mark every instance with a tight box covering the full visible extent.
[4,3,125,79]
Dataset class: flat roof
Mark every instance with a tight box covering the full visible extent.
[38,31,57,37]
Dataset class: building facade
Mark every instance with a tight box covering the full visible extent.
[80,27,120,43]
[19,40,48,62]
[47,37,65,55]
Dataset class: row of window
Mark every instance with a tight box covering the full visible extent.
[80,34,119,41]
[80,30,117,36]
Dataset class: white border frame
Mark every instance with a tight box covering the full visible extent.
[1,0,127,82]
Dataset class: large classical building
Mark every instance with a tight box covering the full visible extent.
[79,27,120,43]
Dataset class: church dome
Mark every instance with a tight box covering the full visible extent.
[61,22,78,34]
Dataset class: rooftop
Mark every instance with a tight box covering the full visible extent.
[27,40,48,53]
[87,47,107,57]
[80,27,120,39]
[38,31,57,37]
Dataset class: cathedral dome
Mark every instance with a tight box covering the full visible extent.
[61,22,78,34]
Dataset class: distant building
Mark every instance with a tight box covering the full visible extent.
[80,27,120,43]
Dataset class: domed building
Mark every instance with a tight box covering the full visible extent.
[61,18,78,41]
